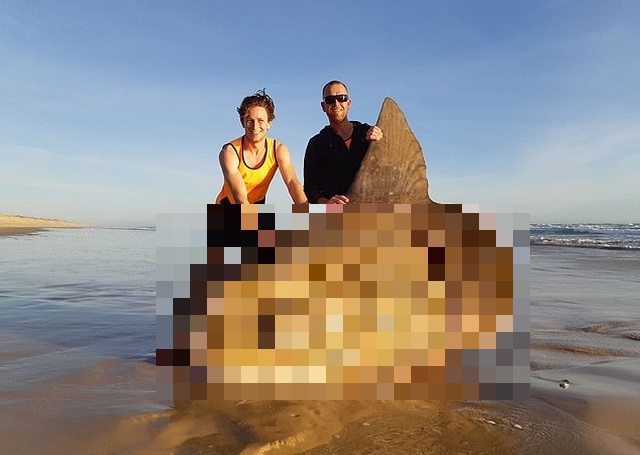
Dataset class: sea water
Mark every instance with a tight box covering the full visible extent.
[0,228,156,367]
[1,225,639,400]
[531,223,640,250]
[1,224,640,455]
[529,225,640,373]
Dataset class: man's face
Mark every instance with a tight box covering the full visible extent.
[242,106,272,142]
[321,83,351,123]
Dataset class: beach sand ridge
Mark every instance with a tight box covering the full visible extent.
[0,213,87,235]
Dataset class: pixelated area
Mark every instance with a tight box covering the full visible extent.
[157,204,529,400]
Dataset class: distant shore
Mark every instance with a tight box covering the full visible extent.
[0,213,87,236]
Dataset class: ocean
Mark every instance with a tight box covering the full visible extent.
[529,223,640,371]
[0,228,156,364]
[531,223,640,250]
[1,225,639,454]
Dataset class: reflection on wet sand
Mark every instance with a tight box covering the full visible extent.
[2,337,639,455]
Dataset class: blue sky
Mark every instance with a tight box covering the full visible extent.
[1,0,638,226]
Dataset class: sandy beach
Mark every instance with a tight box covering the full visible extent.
[1,229,639,454]
[1,349,638,455]
[0,213,87,235]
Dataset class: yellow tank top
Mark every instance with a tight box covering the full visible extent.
[215,136,278,204]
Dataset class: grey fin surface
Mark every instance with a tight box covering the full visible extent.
[346,97,434,204]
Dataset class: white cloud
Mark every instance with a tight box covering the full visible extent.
[432,120,640,222]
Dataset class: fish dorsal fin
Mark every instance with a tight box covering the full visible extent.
[347,97,433,203]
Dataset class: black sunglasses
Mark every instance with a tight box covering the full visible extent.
[323,94,349,104]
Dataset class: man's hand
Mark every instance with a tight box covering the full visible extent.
[366,125,383,141]
[327,195,349,204]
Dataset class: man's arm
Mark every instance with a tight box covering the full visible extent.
[275,142,307,204]
[303,139,324,203]
[219,144,250,204]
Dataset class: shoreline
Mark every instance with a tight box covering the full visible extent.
[2,321,638,455]
[0,226,47,236]
[1,224,638,454]
[3,354,639,455]
[0,213,87,236]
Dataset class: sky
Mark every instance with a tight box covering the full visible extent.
[1,0,639,227]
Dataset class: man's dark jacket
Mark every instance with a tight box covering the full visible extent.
[303,121,371,203]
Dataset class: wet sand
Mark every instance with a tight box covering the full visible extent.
[0,226,45,236]
[1,236,639,454]
[1,327,638,455]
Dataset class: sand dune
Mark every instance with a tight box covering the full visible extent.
[0,213,86,235]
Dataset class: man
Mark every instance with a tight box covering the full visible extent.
[303,80,383,204]
[216,89,307,204]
